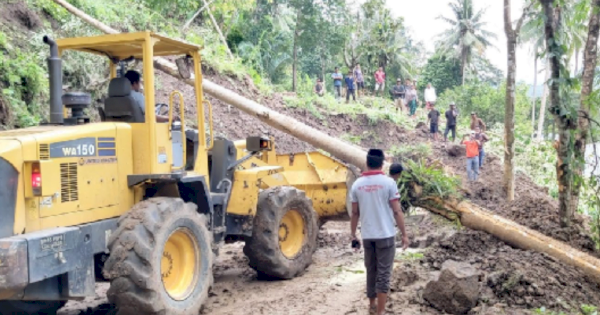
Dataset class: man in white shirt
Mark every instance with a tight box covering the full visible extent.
[351,149,408,315]
[424,83,437,111]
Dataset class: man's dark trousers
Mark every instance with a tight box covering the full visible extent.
[363,237,396,298]
[444,124,456,141]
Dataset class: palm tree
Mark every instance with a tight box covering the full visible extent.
[360,6,415,78]
[521,0,589,140]
[436,0,497,85]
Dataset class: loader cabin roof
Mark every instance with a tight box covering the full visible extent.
[55,31,202,59]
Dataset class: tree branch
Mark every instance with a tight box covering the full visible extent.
[181,0,217,32]
[515,1,535,34]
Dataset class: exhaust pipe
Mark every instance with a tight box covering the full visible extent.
[43,36,63,124]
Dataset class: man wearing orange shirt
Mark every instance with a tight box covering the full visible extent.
[462,131,481,181]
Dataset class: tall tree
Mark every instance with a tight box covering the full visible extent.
[504,0,532,201]
[531,56,538,132]
[522,1,587,140]
[437,0,497,85]
[541,0,573,226]
[571,0,600,224]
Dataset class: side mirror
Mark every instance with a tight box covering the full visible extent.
[175,56,192,80]
[246,136,272,152]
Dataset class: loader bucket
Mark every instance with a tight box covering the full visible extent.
[273,152,355,221]
[236,148,356,221]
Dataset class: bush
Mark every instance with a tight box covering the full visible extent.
[436,81,533,134]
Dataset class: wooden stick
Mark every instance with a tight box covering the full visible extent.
[181,0,217,32]
[201,0,234,60]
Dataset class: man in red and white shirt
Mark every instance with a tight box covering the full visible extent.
[351,149,408,315]
[374,67,386,97]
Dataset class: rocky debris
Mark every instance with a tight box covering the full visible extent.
[424,231,600,312]
[446,144,465,157]
[423,260,481,315]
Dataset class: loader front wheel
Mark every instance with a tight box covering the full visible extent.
[244,186,318,279]
[103,198,213,315]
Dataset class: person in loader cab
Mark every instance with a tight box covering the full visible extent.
[351,150,408,315]
[124,70,169,122]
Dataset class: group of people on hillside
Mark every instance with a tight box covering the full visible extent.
[318,67,441,123]
[319,66,490,182]
[390,79,427,118]
[424,98,489,182]
[320,66,421,107]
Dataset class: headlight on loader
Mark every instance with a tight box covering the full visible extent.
[246,136,272,152]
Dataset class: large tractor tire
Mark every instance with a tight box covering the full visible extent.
[243,186,318,279]
[0,300,66,315]
[103,198,213,315]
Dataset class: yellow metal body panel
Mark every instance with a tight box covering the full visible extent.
[230,141,351,220]
[0,123,134,233]
[227,166,284,216]
[56,31,202,59]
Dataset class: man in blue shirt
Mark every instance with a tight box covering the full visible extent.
[345,71,356,103]
[331,67,343,100]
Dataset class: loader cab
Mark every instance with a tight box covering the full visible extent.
[54,31,212,179]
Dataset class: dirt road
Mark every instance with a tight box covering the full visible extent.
[58,222,372,315]
[58,218,439,315]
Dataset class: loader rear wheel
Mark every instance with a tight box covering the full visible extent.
[103,198,213,315]
[0,300,66,315]
[243,186,318,279]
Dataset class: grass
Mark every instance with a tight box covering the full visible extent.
[389,143,433,161]
[0,30,48,127]
[532,304,598,315]
[340,133,362,145]
[396,251,424,261]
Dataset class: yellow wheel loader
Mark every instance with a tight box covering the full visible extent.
[0,32,354,315]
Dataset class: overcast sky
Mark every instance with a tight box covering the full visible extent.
[387,0,539,84]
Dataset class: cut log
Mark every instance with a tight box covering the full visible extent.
[52,0,600,285]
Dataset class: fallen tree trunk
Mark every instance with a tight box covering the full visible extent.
[53,0,600,285]
[421,198,600,284]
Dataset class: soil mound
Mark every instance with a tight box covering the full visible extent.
[424,231,600,311]
[0,2,41,30]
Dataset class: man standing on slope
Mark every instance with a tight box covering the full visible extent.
[462,132,481,181]
[345,71,356,103]
[354,64,365,99]
[470,112,486,131]
[424,83,437,111]
[444,103,458,143]
[331,67,343,100]
[474,126,489,170]
[405,80,418,118]
[392,79,405,112]
[427,103,440,141]
[374,67,386,97]
[351,149,409,315]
